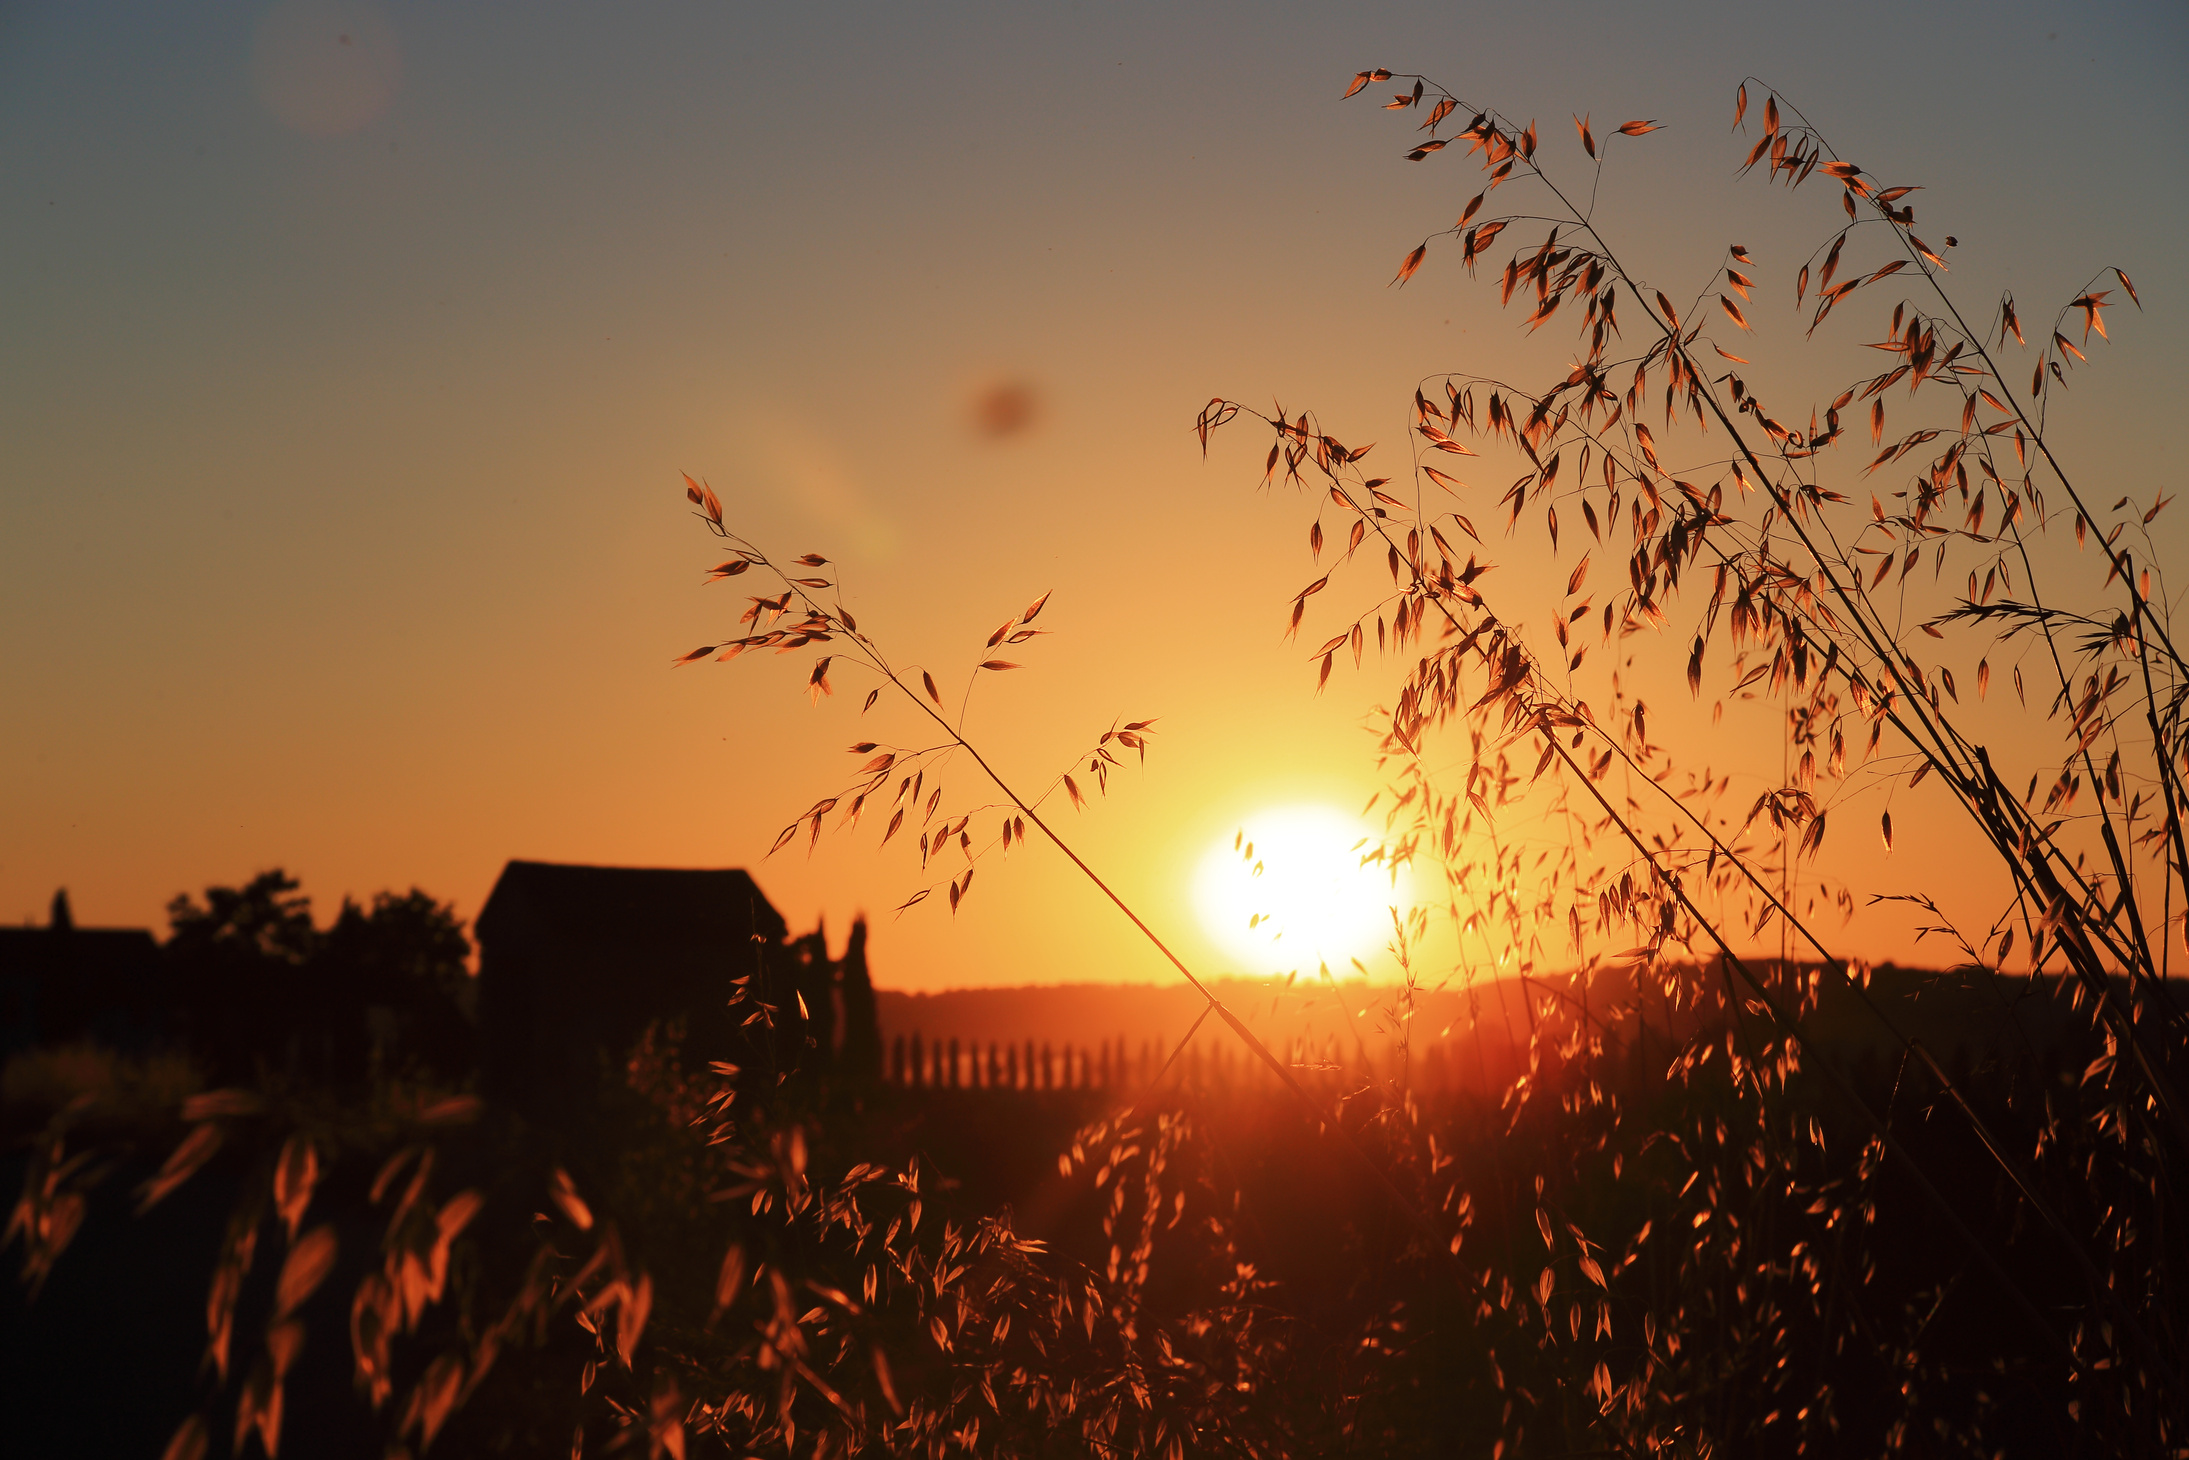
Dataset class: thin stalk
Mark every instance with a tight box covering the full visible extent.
[728,538,1451,1251]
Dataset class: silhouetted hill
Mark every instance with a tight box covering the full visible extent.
[875,963,2137,1081]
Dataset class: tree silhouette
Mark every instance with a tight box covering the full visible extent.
[835,917,882,1084]
[318,889,474,1087]
[163,872,473,1089]
[164,869,317,1084]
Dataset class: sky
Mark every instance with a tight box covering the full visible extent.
[4,1,2184,991]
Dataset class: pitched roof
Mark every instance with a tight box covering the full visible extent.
[475,861,787,950]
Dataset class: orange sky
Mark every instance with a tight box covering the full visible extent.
[4,2,2184,990]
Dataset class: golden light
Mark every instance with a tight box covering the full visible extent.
[1192,805,1413,975]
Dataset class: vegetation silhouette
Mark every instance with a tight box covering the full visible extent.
[9,60,2187,1459]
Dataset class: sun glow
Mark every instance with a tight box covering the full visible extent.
[1192,805,1413,976]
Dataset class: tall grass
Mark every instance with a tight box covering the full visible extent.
[675,65,2185,1453]
[1192,68,2185,1452]
[11,67,2183,1457]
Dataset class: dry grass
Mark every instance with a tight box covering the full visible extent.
[11,64,2185,1458]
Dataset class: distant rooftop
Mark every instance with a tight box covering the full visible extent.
[476,860,788,950]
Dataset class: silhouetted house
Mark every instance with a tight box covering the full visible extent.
[0,891,163,1054]
[475,861,794,1129]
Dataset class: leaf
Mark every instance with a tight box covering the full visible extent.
[714,1243,748,1314]
[160,1416,208,1460]
[139,1122,223,1213]
[416,1354,466,1449]
[183,1090,264,1122]
[680,475,723,525]
[437,1190,484,1244]
[617,1273,653,1368]
[272,1137,318,1242]
[417,1095,480,1126]
[550,1168,594,1231]
[273,1225,338,1322]
[1799,812,1828,856]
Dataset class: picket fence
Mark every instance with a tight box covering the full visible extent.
[883,1031,1472,1094]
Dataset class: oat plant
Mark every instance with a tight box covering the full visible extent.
[1197,66,2183,1453]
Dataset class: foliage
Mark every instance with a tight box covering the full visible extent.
[13,62,2187,1460]
[163,872,474,1089]
[672,62,2185,1456]
[1192,66,2184,1452]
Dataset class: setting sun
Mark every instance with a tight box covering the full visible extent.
[1192,805,1413,975]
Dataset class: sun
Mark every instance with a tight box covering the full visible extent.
[1192,805,1413,975]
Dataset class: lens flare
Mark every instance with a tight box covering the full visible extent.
[252,0,402,139]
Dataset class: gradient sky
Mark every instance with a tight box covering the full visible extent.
[5,1,2184,991]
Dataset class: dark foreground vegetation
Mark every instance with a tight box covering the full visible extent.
[14,56,2189,1458]
[660,57,2187,1458]
[1,867,2172,1457]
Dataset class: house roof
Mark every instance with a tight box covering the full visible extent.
[474,861,787,951]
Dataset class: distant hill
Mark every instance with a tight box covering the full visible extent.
[875,976,1458,1057]
[875,964,2136,1077]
